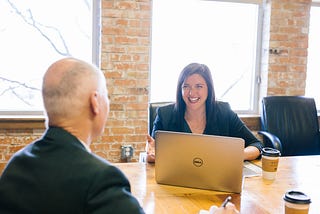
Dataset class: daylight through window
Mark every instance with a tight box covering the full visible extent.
[150,0,263,113]
[0,0,99,114]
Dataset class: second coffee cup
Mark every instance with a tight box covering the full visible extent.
[284,190,311,214]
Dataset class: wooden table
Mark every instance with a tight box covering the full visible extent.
[115,155,320,214]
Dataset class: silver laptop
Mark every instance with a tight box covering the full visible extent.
[155,130,245,193]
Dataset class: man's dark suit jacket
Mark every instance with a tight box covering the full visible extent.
[0,127,145,214]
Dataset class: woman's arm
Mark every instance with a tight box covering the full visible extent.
[146,135,155,163]
[147,104,176,163]
[220,102,263,160]
[244,145,261,161]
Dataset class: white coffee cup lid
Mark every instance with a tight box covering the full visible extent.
[283,191,311,204]
[262,147,281,157]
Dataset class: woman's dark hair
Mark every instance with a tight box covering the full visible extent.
[174,63,216,129]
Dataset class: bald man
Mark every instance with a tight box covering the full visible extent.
[0,58,239,214]
[0,58,145,214]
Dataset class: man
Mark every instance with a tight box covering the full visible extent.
[0,58,238,214]
[0,58,145,214]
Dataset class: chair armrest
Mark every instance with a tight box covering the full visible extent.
[258,131,283,153]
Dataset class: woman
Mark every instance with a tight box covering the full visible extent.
[146,63,262,163]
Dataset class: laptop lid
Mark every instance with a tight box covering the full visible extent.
[155,130,245,193]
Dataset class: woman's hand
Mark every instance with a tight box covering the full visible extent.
[146,135,155,163]
[244,146,261,161]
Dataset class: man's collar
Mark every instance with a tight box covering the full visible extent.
[79,140,92,153]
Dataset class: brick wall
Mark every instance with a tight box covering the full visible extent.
[97,0,151,162]
[267,0,311,95]
[0,0,315,173]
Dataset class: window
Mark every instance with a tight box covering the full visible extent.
[0,0,100,115]
[306,3,320,111]
[150,0,263,113]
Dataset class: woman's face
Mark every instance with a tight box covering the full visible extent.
[181,73,208,111]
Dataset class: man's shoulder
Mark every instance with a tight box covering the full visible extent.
[85,153,124,175]
[7,142,36,161]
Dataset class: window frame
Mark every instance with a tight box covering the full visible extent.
[0,0,101,117]
[150,0,264,114]
[306,2,320,112]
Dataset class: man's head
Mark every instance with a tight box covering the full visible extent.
[42,57,109,140]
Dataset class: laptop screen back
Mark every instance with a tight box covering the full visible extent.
[155,131,245,193]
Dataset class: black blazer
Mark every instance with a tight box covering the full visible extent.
[0,127,145,214]
[151,102,263,151]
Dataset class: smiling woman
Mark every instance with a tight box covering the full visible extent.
[146,63,263,163]
[0,0,99,114]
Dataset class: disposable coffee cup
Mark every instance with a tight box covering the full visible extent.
[261,147,281,180]
[284,190,311,214]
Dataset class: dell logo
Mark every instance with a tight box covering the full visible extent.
[193,158,203,167]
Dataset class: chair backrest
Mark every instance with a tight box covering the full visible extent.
[149,102,174,135]
[261,96,320,156]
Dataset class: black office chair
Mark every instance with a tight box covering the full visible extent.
[149,102,174,135]
[258,96,320,156]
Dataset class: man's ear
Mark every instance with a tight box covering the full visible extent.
[90,91,99,115]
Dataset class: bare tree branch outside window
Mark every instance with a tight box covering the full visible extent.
[0,0,93,113]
